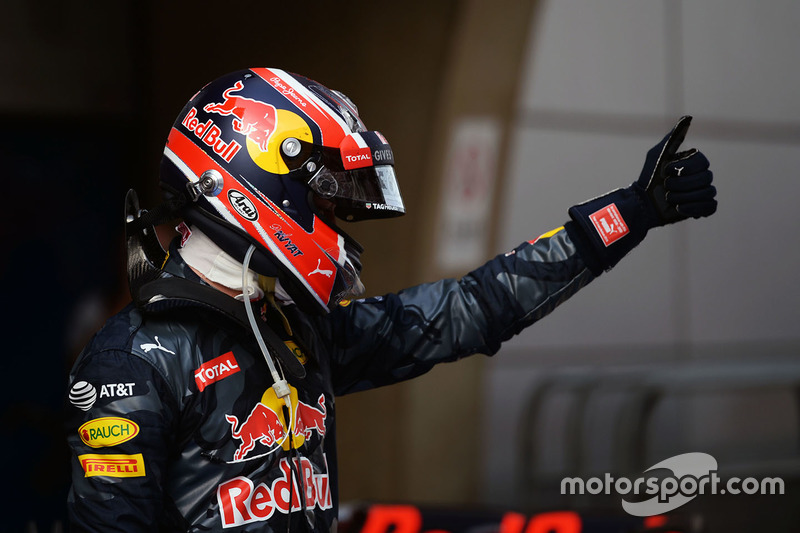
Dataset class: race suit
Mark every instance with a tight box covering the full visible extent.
[65,225,598,532]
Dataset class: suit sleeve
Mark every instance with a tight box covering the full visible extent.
[66,348,181,532]
[325,226,596,395]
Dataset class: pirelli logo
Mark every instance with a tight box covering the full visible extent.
[78,453,146,478]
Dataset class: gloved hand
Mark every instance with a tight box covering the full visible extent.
[635,115,717,225]
[566,115,717,274]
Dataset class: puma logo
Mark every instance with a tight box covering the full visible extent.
[309,259,334,278]
[600,217,619,234]
[140,336,176,355]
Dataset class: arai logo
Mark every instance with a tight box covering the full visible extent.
[228,190,258,221]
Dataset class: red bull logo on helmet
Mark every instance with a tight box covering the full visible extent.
[204,80,278,153]
[181,107,243,162]
[225,386,327,462]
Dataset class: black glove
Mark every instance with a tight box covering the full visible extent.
[566,115,717,274]
[635,115,717,225]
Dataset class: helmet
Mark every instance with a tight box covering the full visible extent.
[158,68,405,313]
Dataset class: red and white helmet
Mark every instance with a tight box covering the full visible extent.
[159,68,404,313]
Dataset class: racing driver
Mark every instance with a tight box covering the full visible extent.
[65,67,717,532]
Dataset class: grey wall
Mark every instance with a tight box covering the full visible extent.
[481,0,800,522]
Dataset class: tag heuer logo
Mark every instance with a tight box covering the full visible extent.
[228,190,258,221]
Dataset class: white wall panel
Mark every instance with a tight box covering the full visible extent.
[497,0,800,350]
[683,1,800,123]
[686,138,800,342]
[518,0,669,114]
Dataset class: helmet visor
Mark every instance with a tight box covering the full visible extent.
[309,165,405,222]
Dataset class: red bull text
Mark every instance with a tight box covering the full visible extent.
[217,455,332,527]
[181,107,242,162]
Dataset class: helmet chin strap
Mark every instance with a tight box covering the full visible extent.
[243,245,293,409]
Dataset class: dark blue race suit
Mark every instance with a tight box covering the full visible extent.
[66,225,600,532]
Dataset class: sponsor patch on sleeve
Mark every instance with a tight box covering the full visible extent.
[78,453,146,478]
[79,417,140,448]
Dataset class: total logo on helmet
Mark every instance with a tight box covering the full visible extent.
[225,385,327,462]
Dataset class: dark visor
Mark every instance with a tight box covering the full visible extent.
[309,165,405,221]
[302,130,405,222]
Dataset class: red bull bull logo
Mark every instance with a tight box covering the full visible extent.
[225,387,327,462]
[204,80,278,152]
[225,404,287,461]
[295,394,326,441]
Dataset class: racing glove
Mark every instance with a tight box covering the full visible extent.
[565,115,717,274]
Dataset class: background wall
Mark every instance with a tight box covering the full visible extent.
[2,0,798,531]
